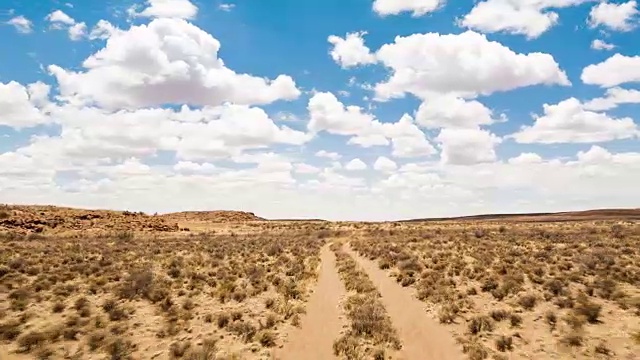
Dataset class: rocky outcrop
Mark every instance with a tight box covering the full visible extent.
[0,205,179,234]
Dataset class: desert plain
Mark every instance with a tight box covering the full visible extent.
[0,205,639,360]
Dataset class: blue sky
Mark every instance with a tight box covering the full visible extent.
[0,0,639,220]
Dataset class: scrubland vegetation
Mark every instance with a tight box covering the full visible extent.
[1,206,638,359]
[0,229,324,359]
[351,222,640,359]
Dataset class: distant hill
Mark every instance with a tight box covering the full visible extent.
[2,205,638,235]
[402,208,640,223]
[160,210,265,223]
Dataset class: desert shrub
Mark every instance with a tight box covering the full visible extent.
[0,320,21,340]
[264,297,276,309]
[594,278,618,299]
[561,333,583,347]
[574,297,602,324]
[333,335,361,359]
[398,273,416,287]
[231,310,243,321]
[489,309,510,322]
[118,267,154,299]
[544,279,566,296]
[480,278,499,292]
[263,313,278,329]
[102,298,117,312]
[106,337,133,360]
[509,314,522,328]
[564,312,586,331]
[52,301,65,313]
[184,338,217,359]
[228,321,257,342]
[102,299,128,322]
[518,294,537,310]
[9,288,31,311]
[291,313,301,327]
[168,267,181,279]
[372,348,385,360]
[63,326,80,340]
[170,341,192,358]
[378,259,391,270]
[87,331,106,351]
[115,230,134,241]
[438,304,459,324]
[204,313,213,323]
[256,330,276,347]
[17,331,46,352]
[182,298,195,311]
[0,265,10,279]
[594,341,612,355]
[462,340,489,360]
[554,297,574,309]
[491,287,508,301]
[467,287,478,296]
[110,322,128,335]
[78,306,92,318]
[348,296,389,337]
[545,311,557,330]
[231,289,247,302]
[468,315,494,335]
[74,296,89,310]
[495,335,513,352]
[397,257,422,272]
[34,346,54,359]
[160,297,174,313]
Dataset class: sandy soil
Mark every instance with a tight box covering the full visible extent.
[344,245,464,360]
[275,245,347,360]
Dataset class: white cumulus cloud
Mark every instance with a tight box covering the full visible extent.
[132,0,199,19]
[374,30,569,100]
[7,16,33,34]
[0,81,51,129]
[45,10,87,40]
[373,0,445,16]
[344,158,368,171]
[583,87,640,111]
[591,39,616,51]
[48,18,301,110]
[582,54,640,87]
[460,0,588,39]
[415,95,499,128]
[511,98,639,143]
[46,10,76,26]
[315,150,342,160]
[327,32,376,68]
[436,127,502,165]
[373,156,398,172]
[588,1,638,32]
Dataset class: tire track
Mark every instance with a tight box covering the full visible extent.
[274,244,346,360]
